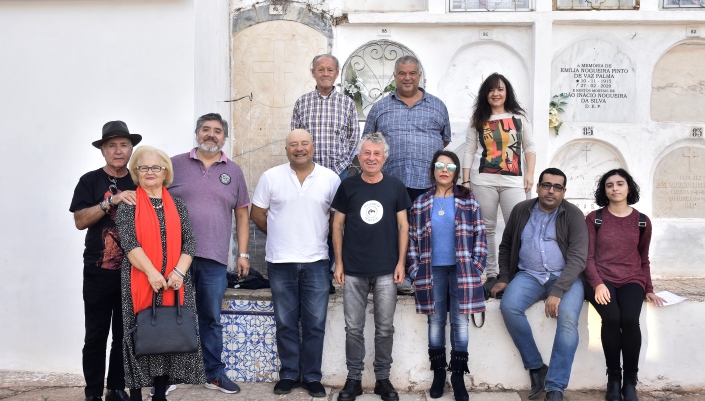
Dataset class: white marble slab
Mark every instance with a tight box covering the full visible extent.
[550,140,626,214]
[651,42,705,123]
[551,38,636,123]
[653,146,705,218]
[442,41,531,129]
[231,20,327,191]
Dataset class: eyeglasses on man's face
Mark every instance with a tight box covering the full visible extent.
[434,162,457,172]
[137,165,167,173]
[539,182,565,192]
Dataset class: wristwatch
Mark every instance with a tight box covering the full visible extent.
[238,253,250,259]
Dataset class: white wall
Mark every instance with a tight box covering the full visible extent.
[0,0,195,373]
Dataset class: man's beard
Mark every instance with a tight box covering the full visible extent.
[198,142,221,153]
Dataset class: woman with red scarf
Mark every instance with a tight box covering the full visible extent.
[116,146,204,401]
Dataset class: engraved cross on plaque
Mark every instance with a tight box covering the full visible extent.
[684,147,701,173]
[253,40,295,107]
[581,146,591,162]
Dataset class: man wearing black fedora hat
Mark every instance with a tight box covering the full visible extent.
[70,120,142,401]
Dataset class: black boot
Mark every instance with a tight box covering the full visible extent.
[129,388,143,401]
[428,348,447,399]
[622,372,639,401]
[152,375,169,401]
[449,351,469,401]
[605,369,622,401]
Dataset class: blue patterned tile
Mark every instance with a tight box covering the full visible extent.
[220,301,280,382]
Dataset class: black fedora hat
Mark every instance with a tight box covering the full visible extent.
[92,120,143,148]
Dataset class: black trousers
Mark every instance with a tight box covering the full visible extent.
[585,281,645,374]
[83,266,125,397]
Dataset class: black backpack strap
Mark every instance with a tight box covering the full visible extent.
[595,208,603,234]
[639,213,647,235]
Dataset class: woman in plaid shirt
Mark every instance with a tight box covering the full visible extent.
[408,150,487,401]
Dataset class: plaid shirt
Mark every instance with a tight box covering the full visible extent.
[363,89,451,189]
[408,186,487,315]
[291,87,360,175]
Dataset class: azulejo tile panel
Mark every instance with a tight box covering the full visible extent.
[221,300,280,382]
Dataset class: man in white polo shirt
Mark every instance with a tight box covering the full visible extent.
[250,129,340,398]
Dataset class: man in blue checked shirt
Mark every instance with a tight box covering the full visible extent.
[363,55,451,293]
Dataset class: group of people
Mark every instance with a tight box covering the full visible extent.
[71,53,664,401]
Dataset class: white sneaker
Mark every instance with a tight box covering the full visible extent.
[149,384,177,397]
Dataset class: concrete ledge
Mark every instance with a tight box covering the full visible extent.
[222,278,705,390]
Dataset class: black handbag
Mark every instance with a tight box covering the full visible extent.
[132,289,198,356]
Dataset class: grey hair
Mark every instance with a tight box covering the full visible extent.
[311,54,340,71]
[394,55,421,73]
[194,113,229,138]
[358,132,389,158]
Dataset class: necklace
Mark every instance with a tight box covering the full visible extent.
[151,198,163,210]
[437,196,449,216]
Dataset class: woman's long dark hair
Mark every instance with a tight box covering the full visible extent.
[594,168,641,207]
[429,150,470,198]
[471,73,525,133]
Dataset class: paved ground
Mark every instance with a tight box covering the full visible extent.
[1,370,703,401]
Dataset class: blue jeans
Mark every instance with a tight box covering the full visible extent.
[191,257,228,381]
[428,265,469,352]
[499,272,584,393]
[343,274,397,380]
[268,260,330,382]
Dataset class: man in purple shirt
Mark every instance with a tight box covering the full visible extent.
[169,113,250,394]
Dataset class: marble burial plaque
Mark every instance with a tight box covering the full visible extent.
[652,42,705,123]
[231,20,327,191]
[653,146,705,218]
[552,39,636,123]
[550,141,626,215]
[442,41,530,129]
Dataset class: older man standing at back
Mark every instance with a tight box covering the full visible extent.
[291,54,359,181]
[250,129,340,398]
[169,113,250,394]
[70,120,141,401]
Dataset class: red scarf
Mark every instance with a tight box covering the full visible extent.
[131,186,183,314]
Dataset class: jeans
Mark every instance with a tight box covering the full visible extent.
[499,272,584,393]
[83,267,125,397]
[343,274,397,380]
[585,281,645,374]
[428,265,469,352]
[191,257,228,380]
[268,260,330,382]
[471,185,526,277]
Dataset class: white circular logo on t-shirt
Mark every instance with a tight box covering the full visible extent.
[360,200,383,224]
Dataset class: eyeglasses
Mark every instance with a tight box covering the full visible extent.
[108,176,118,195]
[137,165,167,173]
[434,162,457,172]
[539,182,565,192]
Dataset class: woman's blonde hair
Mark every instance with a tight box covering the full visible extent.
[128,146,174,187]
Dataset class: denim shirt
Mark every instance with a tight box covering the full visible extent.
[518,203,566,283]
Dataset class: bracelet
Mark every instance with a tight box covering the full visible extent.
[108,195,115,207]
[173,268,186,278]
[461,181,471,185]
[99,200,109,214]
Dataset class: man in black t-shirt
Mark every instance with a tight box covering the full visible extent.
[69,121,141,401]
[331,132,411,401]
